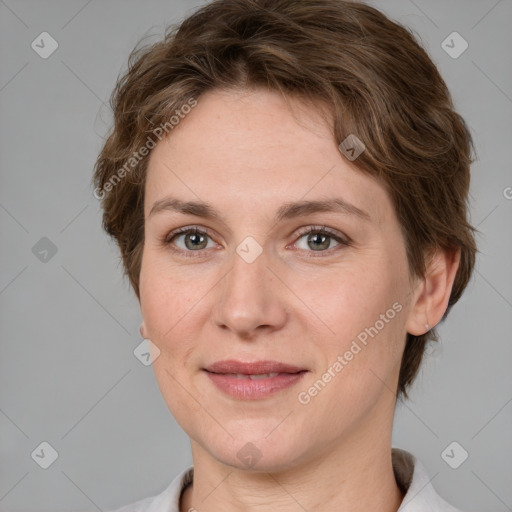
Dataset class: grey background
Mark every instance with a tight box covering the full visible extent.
[0,0,511,511]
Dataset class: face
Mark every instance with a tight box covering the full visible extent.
[139,87,420,472]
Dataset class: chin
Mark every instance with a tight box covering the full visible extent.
[204,423,307,473]
[219,447,303,474]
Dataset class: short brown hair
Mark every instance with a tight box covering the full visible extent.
[93,0,477,401]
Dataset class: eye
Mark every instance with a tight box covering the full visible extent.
[292,225,350,254]
[163,227,216,257]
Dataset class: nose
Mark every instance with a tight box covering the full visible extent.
[212,244,288,339]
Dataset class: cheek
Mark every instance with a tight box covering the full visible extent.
[308,260,402,336]
[139,259,202,417]
[139,253,219,397]
[299,269,406,426]
[305,256,408,386]
[139,252,206,337]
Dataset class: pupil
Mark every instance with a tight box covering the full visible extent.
[187,232,206,249]
[310,233,329,251]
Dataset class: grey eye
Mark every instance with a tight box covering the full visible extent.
[296,231,341,251]
[173,230,213,251]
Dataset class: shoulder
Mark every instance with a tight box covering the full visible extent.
[393,447,465,512]
[105,466,194,512]
[106,495,154,512]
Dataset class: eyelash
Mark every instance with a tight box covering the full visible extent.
[162,225,351,259]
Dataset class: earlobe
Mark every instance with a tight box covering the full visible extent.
[405,247,461,336]
[140,322,148,339]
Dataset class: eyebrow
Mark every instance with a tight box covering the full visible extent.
[149,197,372,223]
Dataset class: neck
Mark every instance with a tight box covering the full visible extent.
[180,411,405,512]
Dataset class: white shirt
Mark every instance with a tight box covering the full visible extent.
[107,447,464,512]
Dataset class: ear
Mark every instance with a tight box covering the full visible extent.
[140,322,148,339]
[405,247,461,336]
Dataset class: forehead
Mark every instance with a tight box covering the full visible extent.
[144,88,389,226]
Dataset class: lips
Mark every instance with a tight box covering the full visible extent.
[204,359,308,400]
[204,359,306,376]
[203,360,308,400]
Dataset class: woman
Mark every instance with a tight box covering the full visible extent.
[94,1,477,511]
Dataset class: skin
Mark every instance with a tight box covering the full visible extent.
[139,87,460,512]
